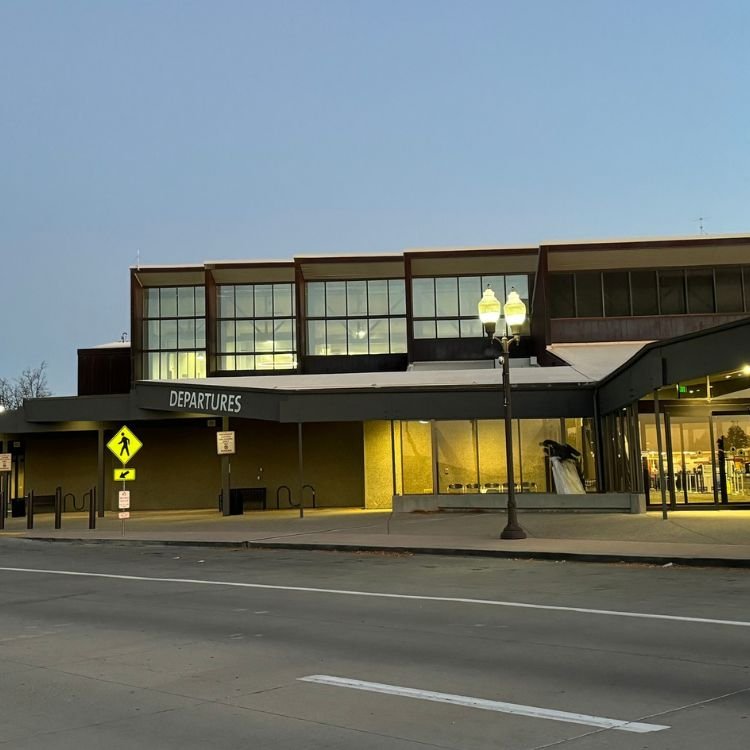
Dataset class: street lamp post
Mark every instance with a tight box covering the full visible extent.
[478,287,527,540]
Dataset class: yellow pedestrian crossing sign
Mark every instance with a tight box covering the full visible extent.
[114,467,136,482]
[107,425,143,466]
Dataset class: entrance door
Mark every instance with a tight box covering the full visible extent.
[713,414,750,504]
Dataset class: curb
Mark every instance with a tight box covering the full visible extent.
[10,535,750,568]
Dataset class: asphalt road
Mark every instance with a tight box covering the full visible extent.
[0,540,748,749]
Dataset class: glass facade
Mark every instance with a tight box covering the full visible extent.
[143,286,207,380]
[306,279,407,355]
[550,266,750,318]
[397,418,597,494]
[216,283,296,371]
[412,274,532,339]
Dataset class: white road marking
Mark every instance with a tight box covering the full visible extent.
[298,675,670,734]
[0,566,748,628]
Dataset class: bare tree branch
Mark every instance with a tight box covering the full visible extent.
[0,362,52,410]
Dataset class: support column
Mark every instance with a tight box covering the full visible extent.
[654,390,668,520]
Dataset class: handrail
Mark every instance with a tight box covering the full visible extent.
[302,484,316,509]
[65,492,78,512]
[275,485,291,509]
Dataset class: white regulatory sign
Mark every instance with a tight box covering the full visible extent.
[118,490,131,510]
[216,431,236,455]
[118,512,130,520]
[0,454,11,472]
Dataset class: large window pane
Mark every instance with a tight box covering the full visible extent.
[435,421,478,493]
[235,286,254,317]
[326,281,346,317]
[460,318,483,338]
[458,276,481,316]
[195,319,206,348]
[630,270,658,315]
[178,319,195,349]
[195,289,205,316]
[603,272,630,317]
[326,319,347,354]
[144,288,160,318]
[686,269,715,313]
[435,277,458,317]
[144,320,160,349]
[481,276,506,301]
[177,287,195,317]
[348,319,369,354]
[519,419,560,492]
[346,281,367,316]
[160,351,178,380]
[160,320,177,349]
[307,320,326,355]
[575,272,603,317]
[549,274,575,318]
[255,285,273,317]
[506,275,529,301]
[659,269,686,315]
[477,419,512,489]
[218,286,234,318]
[306,282,326,317]
[219,321,235,353]
[368,318,389,354]
[412,278,435,317]
[235,320,254,352]
[274,320,293,352]
[715,267,743,313]
[436,320,460,338]
[273,284,293,317]
[146,352,160,379]
[388,279,406,315]
[160,288,178,317]
[254,320,274,352]
[390,318,407,352]
[236,354,255,371]
[401,421,434,494]
[413,320,436,339]
[367,280,388,316]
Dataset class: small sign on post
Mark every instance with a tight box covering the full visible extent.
[118,490,130,509]
[216,431,236,455]
[0,454,11,472]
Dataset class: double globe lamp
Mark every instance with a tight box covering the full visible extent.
[478,287,527,540]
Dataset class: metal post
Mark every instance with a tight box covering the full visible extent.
[709,415,719,504]
[501,338,525,539]
[97,428,105,517]
[664,413,677,509]
[88,486,96,529]
[221,416,231,516]
[0,473,6,530]
[54,486,62,529]
[678,422,689,504]
[653,390,668,520]
[297,422,304,519]
[717,435,729,504]
[26,489,34,530]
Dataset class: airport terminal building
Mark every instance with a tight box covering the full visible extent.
[4,233,750,518]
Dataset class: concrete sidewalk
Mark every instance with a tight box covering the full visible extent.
[3,508,750,567]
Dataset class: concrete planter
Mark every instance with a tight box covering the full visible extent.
[394,492,646,514]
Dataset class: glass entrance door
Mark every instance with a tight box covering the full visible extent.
[713,414,750,504]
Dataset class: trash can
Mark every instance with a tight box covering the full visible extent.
[228,489,244,515]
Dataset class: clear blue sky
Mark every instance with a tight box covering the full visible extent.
[1,1,748,395]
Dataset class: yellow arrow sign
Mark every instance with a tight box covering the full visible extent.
[114,468,136,482]
[106,425,143,466]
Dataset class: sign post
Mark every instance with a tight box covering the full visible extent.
[217,424,235,516]
[107,425,143,530]
[0,454,11,531]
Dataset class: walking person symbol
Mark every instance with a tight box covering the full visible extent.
[118,432,131,457]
